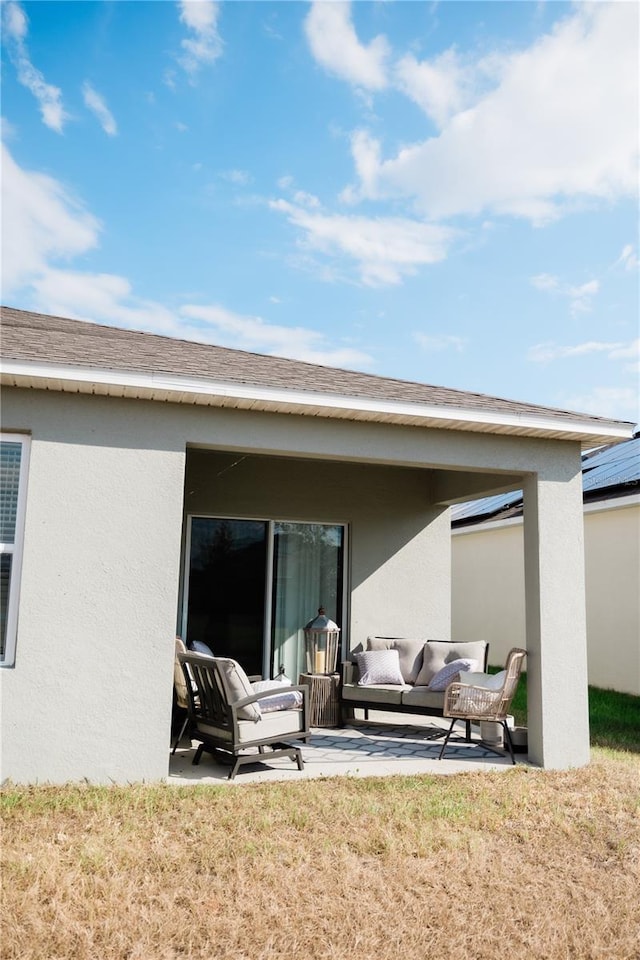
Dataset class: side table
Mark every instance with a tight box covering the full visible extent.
[298,672,341,727]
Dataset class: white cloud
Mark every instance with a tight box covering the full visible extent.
[1,143,100,294]
[615,244,639,272]
[2,1,68,132]
[304,1,389,91]
[414,333,468,352]
[395,48,477,130]
[530,273,599,316]
[219,169,252,185]
[178,0,223,76]
[2,141,372,371]
[342,4,639,223]
[560,387,639,422]
[82,82,118,136]
[270,198,457,286]
[180,304,373,366]
[528,340,630,363]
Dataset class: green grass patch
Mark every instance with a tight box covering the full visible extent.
[488,667,640,752]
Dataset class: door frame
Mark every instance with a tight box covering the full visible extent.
[180,513,349,676]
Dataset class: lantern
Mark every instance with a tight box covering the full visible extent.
[304,607,341,675]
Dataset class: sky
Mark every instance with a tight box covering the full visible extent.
[1,0,639,425]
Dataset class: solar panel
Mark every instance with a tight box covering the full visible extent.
[451,437,639,523]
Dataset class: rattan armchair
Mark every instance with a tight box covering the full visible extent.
[438,648,527,764]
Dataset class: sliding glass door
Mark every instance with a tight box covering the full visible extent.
[186,518,268,676]
[271,522,343,680]
[184,517,344,679]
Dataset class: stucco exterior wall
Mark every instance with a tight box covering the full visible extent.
[185,451,451,651]
[452,497,640,696]
[0,394,187,785]
[1,385,593,780]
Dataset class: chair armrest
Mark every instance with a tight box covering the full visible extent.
[231,684,310,710]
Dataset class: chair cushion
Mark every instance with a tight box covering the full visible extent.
[355,649,405,686]
[415,641,487,686]
[217,658,262,721]
[427,658,478,691]
[197,708,305,745]
[366,637,425,684]
[459,670,506,690]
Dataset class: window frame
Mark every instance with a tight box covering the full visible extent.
[0,433,31,667]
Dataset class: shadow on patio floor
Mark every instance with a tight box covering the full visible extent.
[168,713,530,785]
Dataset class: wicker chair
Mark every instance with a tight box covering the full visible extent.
[438,648,527,764]
[179,652,310,779]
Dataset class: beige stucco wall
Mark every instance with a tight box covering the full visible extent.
[452,497,640,696]
[1,385,593,780]
[185,450,451,651]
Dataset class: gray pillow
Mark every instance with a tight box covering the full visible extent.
[415,641,487,686]
[217,658,261,721]
[190,639,214,657]
[367,637,425,684]
[355,649,405,686]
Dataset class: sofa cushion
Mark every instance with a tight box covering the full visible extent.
[415,641,488,686]
[355,649,405,686]
[366,637,425,684]
[342,683,406,705]
[427,658,478,691]
[401,687,447,710]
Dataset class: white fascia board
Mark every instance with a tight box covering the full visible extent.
[2,358,635,443]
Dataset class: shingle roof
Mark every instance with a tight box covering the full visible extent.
[1,305,635,443]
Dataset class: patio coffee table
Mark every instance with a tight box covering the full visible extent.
[299,672,340,727]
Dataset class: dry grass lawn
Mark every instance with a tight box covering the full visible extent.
[2,750,639,960]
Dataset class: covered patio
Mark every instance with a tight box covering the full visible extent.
[168,713,531,785]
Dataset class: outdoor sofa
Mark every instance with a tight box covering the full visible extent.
[340,638,489,723]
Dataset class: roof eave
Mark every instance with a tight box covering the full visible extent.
[1,360,634,449]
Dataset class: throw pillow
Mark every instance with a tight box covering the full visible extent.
[458,669,507,691]
[415,640,487,686]
[217,658,261,721]
[251,677,303,712]
[190,639,214,657]
[427,658,478,691]
[367,637,425,684]
[355,649,405,686]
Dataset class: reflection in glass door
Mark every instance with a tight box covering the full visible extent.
[271,522,343,681]
[186,518,267,677]
[184,517,344,680]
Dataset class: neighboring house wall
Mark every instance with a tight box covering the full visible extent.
[452,496,640,696]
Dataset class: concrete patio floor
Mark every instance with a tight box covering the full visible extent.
[168,711,531,786]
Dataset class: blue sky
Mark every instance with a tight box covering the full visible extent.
[2,1,638,423]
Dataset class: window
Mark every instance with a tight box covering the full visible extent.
[1,435,30,666]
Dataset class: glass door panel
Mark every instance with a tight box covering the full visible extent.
[271,522,344,680]
[186,518,267,676]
